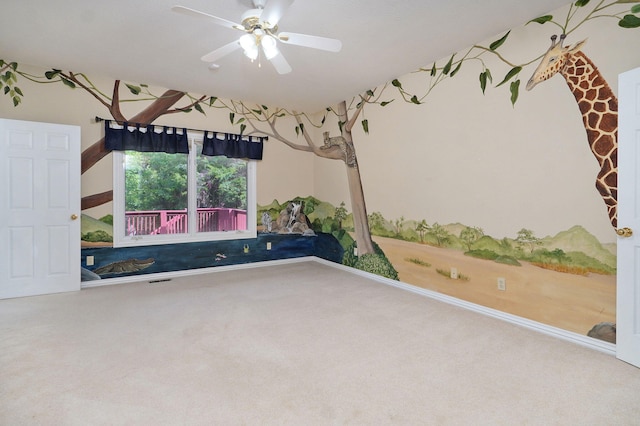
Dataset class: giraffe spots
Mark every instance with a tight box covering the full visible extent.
[593,74,606,87]
[578,100,592,115]
[592,135,616,155]
[610,147,618,168]
[585,88,597,101]
[593,101,607,112]
[604,173,618,191]
[588,112,601,129]
[566,76,579,87]
[600,113,617,133]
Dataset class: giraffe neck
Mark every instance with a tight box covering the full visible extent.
[559,51,618,228]
[559,51,618,165]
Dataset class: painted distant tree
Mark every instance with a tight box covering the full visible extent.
[416,219,430,243]
[334,201,348,229]
[460,226,484,251]
[394,216,405,236]
[429,223,452,247]
[547,248,569,264]
[515,228,542,254]
[367,211,386,233]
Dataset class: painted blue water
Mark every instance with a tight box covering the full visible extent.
[81,232,343,281]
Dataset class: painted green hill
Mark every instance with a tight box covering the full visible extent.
[81,213,113,235]
[542,225,616,269]
[258,197,616,270]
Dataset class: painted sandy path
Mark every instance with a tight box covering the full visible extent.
[373,236,615,336]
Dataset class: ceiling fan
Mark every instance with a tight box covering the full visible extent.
[172,0,342,74]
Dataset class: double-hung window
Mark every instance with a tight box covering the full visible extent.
[112,130,257,247]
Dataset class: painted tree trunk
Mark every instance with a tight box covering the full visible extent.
[337,101,375,255]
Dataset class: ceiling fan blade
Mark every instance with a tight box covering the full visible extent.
[270,51,292,75]
[200,40,241,63]
[260,0,294,26]
[171,5,243,30]
[278,32,342,52]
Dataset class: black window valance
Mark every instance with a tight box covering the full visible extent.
[104,121,189,154]
[202,132,264,160]
[102,119,264,160]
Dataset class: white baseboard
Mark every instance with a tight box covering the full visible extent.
[82,255,615,356]
[312,257,616,357]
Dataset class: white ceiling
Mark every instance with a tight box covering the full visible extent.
[2,0,570,112]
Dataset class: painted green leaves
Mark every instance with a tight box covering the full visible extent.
[229,111,246,134]
[392,78,421,104]
[489,31,510,51]
[479,69,493,94]
[528,1,640,29]
[496,66,522,106]
[528,15,553,25]
[619,3,640,28]
[0,60,22,106]
[44,69,76,89]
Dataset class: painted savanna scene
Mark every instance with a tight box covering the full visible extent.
[260,196,616,339]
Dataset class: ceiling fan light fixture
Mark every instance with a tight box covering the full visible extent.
[261,35,279,59]
[239,34,259,60]
[174,0,341,73]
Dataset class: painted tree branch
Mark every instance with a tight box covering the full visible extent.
[63,71,112,110]
[81,190,113,210]
[81,89,186,174]
[345,93,372,133]
[165,95,207,114]
[109,80,126,122]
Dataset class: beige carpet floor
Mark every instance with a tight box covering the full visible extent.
[1,260,639,425]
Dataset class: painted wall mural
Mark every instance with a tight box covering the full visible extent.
[2,1,640,344]
[526,35,618,228]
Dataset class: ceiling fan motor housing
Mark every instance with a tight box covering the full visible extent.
[242,9,262,29]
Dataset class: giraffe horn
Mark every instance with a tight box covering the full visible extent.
[559,34,567,47]
[550,34,558,46]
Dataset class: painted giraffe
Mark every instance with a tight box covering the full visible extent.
[526,34,618,229]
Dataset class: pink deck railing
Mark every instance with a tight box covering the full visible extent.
[125,208,247,236]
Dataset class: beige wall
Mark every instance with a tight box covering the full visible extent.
[3,3,636,244]
[313,2,640,244]
[0,66,315,218]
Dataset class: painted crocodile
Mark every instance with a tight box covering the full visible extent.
[93,258,155,275]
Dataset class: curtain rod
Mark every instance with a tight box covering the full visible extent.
[94,116,267,140]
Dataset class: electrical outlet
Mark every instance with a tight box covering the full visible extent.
[86,255,94,266]
[450,267,458,279]
[497,277,506,291]
[266,242,272,250]
[354,247,358,256]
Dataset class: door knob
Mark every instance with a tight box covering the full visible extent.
[616,227,633,237]
[70,214,78,220]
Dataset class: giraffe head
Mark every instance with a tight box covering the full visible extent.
[525,34,587,91]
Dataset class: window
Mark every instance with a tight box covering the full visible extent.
[113,135,256,247]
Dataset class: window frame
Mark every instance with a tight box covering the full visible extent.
[112,133,257,248]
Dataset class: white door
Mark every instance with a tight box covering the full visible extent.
[617,67,640,368]
[0,119,81,299]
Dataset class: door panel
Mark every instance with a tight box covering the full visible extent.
[0,119,81,299]
[617,67,640,368]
